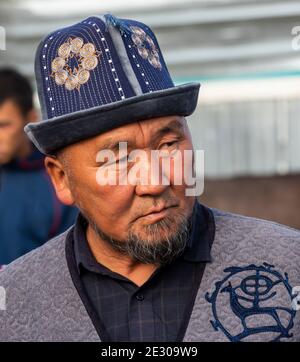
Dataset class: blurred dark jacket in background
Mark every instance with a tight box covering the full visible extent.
[0,146,78,265]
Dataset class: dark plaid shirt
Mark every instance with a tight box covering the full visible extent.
[71,201,215,342]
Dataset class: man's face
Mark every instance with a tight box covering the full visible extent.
[53,115,196,263]
[0,99,29,164]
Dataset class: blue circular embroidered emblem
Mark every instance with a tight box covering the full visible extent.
[205,263,296,342]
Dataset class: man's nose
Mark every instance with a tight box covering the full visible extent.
[133,153,170,196]
[135,181,169,196]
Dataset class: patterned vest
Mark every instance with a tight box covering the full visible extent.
[0,208,299,341]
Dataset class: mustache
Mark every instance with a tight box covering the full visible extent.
[130,196,180,223]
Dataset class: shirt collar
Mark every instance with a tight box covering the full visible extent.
[73,213,98,275]
[182,200,215,263]
[73,200,215,274]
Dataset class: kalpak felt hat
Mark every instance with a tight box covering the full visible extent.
[25,13,200,155]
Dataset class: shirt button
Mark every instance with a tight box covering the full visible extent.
[135,293,144,301]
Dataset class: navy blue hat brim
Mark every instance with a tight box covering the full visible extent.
[24,82,200,155]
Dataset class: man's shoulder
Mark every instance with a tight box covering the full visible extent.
[0,225,99,342]
[0,227,72,287]
[211,208,300,258]
[211,207,300,239]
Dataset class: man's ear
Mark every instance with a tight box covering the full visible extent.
[44,156,75,206]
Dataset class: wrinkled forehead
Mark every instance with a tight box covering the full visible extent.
[58,115,189,161]
[93,115,187,149]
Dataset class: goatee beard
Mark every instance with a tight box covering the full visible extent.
[86,212,192,266]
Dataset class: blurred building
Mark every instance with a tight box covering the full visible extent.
[1,0,300,227]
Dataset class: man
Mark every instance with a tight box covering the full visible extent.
[0,14,299,342]
[0,68,78,265]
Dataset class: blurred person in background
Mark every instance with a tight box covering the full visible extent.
[0,68,78,266]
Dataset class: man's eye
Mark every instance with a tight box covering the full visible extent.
[161,141,177,148]
[158,141,180,158]
[0,123,10,128]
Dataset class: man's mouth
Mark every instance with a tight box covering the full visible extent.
[138,204,178,223]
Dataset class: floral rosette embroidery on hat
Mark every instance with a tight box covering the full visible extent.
[51,37,101,91]
[130,26,162,70]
